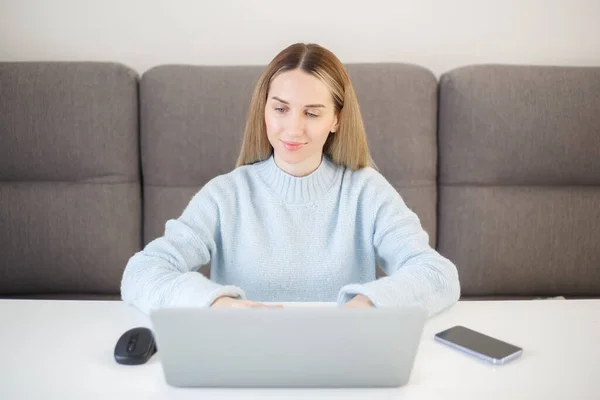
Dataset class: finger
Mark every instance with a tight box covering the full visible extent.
[235,301,256,308]
[251,302,282,308]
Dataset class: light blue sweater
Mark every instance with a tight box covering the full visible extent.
[121,154,460,316]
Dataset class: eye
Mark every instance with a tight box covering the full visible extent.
[275,107,287,113]
[306,111,319,118]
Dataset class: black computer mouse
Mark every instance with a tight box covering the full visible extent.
[114,327,157,365]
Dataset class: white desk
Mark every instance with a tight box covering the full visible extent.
[1,299,598,399]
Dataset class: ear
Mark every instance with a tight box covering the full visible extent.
[330,113,339,133]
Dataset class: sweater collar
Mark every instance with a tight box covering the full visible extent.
[254,153,340,204]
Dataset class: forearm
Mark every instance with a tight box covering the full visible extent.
[121,253,245,314]
[339,250,460,316]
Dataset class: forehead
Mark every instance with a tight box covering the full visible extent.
[268,69,333,106]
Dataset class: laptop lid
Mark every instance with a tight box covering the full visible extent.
[149,305,427,388]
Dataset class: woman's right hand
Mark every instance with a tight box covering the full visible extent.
[210,296,283,308]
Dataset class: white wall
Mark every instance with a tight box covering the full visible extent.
[1,0,599,77]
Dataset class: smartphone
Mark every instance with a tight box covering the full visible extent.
[434,325,523,365]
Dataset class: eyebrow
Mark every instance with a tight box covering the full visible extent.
[271,96,326,108]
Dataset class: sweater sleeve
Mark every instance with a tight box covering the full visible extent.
[337,173,461,316]
[120,181,246,314]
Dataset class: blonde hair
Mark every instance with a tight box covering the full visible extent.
[235,43,376,170]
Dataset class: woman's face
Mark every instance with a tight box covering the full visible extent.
[264,69,339,177]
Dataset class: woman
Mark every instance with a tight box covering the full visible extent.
[121,43,460,315]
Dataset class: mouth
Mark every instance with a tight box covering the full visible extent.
[281,140,305,151]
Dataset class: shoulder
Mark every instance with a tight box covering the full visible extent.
[343,166,413,221]
[345,166,398,199]
[188,160,265,203]
[203,164,255,191]
[181,165,248,210]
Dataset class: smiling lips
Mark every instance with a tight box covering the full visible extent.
[281,140,305,151]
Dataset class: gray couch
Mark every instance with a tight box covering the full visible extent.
[1,61,599,301]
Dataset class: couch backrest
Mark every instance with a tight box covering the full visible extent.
[437,65,600,297]
[3,61,598,299]
[0,62,141,296]
[140,63,440,255]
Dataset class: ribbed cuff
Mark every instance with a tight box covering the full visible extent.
[338,284,380,307]
[172,272,246,308]
[203,285,246,307]
[337,277,406,308]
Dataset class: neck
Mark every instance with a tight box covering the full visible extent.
[254,152,340,204]
[273,152,323,177]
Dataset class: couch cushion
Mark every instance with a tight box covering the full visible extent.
[348,64,439,248]
[438,65,600,296]
[140,63,439,258]
[0,62,141,295]
[0,293,121,301]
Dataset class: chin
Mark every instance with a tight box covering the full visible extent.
[272,141,322,166]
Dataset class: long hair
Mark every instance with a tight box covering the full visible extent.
[235,43,375,170]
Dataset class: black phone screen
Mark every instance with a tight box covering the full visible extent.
[435,325,522,360]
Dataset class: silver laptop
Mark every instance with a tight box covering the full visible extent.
[149,305,427,388]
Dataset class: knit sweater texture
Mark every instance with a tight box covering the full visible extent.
[121,154,460,315]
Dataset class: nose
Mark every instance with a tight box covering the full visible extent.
[287,113,304,137]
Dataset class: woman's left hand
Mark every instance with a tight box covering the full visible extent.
[342,294,374,308]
